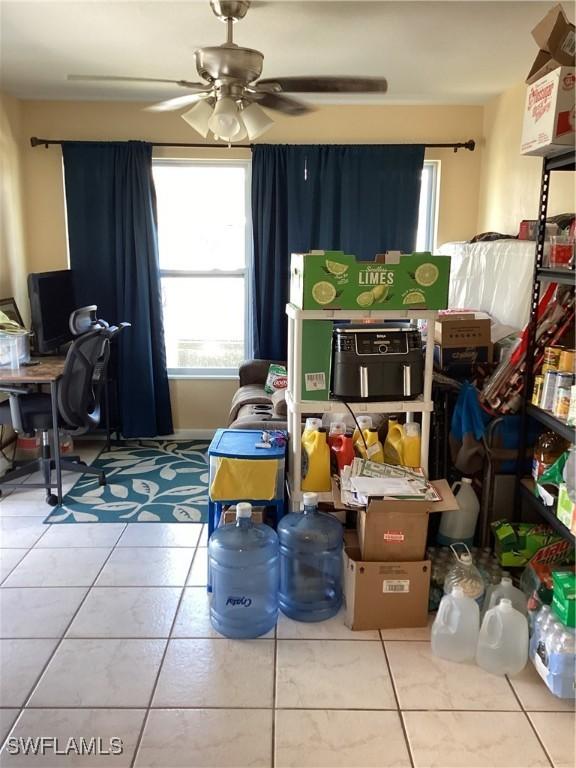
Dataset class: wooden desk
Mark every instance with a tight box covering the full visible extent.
[0,357,66,504]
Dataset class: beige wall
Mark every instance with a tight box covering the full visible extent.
[0,93,28,324]
[477,81,575,234]
[15,99,483,429]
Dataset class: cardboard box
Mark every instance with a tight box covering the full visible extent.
[434,344,493,372]
[526,4,575,84]
[220,507,265,526]
[521,67,575,157]
[434,315,491,347]
[356,479,459,562]
[290,250,450,311]
[300,319,332,401]
[492,519,574,567]
[552,569,576,627]
[343,537,430,631]
[556,483,576,534]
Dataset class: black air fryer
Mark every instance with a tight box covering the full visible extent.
[331,325,424,401]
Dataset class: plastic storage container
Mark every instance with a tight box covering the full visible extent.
[476,599,529,676]
[431,586,480,663]
[437,478,480,547]
[0,329,30,368]
[444,544,485,606]
[278,491,343,622]
[486,576,528,617]
[209,502,279,638]
[532,621,576,699]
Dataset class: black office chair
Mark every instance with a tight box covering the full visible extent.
[0,311,128,505]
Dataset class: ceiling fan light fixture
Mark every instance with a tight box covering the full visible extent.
[208,96,242,141]
[181,99,213,137]
[241,102,274,140]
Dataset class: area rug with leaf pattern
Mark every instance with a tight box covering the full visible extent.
[44,440,209,524]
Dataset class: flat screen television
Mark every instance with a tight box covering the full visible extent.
[28,270,76,353]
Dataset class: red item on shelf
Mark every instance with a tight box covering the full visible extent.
[330,434,355,471]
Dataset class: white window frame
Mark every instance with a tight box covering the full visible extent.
[418,160,440,252]
[153,157,251,379]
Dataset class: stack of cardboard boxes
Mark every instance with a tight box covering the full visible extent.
[342,481,459,630]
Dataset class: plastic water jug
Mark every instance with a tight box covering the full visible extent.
[403,422,421,468]
[209,502,279,638]
[302,427,331,492]
[444,544,485,606]
[486,576,528,617]
[431,586,480,662]
[383,420,404,465]
[476,599,529,675]
[437,478,480,547]
[278,491,343,622]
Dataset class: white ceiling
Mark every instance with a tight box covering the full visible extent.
[0,1,571,105]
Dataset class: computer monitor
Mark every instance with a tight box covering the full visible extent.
[28,270,76,353]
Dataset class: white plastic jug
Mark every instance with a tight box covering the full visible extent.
[486,576,528,617]
[476,599,529,676]
[431,586,480,663]
[437,478,480,547]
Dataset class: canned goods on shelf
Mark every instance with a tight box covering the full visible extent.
[553,387,571,421]
[558,349,575,373]
[532,375,544,407]
[542,346,563,374]
[541,371,558,412]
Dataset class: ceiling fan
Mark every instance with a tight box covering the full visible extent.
[68,0,388,143]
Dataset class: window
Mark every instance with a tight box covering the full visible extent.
[153,159,250,377]
[416,161,440,252]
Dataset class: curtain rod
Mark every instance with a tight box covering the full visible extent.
[30,136,476,153]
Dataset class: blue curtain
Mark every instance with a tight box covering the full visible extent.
[62,141,173,438]
[251,144,425,360]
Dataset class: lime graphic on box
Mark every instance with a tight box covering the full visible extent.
[325,259,349,277]
[371,285,389,302]
[356,291,374,307]
[311,281,337,305]
[414,263,439,287]
[403,290,426,305]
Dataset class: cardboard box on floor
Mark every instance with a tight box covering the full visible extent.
[434,313,493,373]
[356,479,459,562]
[343,532,431,631]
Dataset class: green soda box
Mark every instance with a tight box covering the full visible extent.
[301,320,332,402]
[552,570,576,627]
[290,250,451,310]
[492,519,574,568]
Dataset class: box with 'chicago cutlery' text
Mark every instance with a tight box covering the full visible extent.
[356,479,459,562]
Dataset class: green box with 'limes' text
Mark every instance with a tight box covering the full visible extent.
[290,251,451,311]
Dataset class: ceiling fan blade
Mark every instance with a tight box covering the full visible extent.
[67,75,207,89]
[252,91,312,116]
[256,76,388,94]
[145,92,213,112]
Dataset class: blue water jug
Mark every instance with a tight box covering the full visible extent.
[278,492,343,622]
[209,502,279,638]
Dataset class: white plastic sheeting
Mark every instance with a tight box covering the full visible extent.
[436,239,535,331]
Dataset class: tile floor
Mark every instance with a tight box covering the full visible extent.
[0,442,574,767]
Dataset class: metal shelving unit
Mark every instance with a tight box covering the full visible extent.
[285,303,436,509]
[520,480,576,547]
[515,150,576,543]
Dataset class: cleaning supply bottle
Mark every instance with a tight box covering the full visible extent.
[209,502,279,638]
[383,419,405,465]
[330,433,355,472]
[301,427,331,492]
[302,417,323,443]
[327,420,346,447]
[431,586,480,662]
[356,428,384,462]
[278,492,343,621]
[352,415,373,446]
[437,478,480,547]
[476,599,529,675]
[402,422,421,468]
[486,576,528,617]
